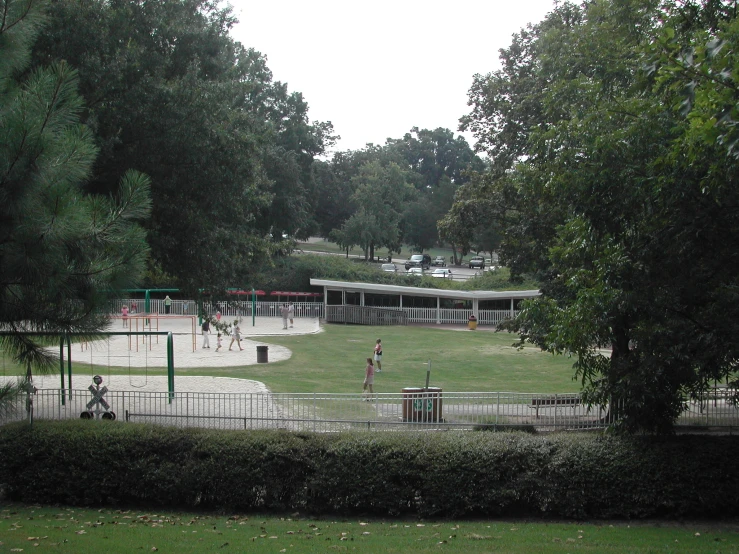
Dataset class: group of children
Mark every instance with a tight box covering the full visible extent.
[362,338,383,400]
[201,317,242,352]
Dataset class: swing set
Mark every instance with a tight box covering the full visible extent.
[0,331,177,404]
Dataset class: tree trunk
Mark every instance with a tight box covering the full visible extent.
[451,244,459,265]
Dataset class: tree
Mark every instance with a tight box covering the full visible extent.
[341,161,416,259]
[387,128,484,250]
[465,0,739,433]
[1,0,151,410]
[31,0,333,289]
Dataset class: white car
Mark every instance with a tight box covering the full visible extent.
[381,263,398,272]
[431,268,453,279]
[407,267,424,277]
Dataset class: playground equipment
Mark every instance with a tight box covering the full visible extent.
[80,374,116,420]
[0,331,176,404]
[110,313,196,352]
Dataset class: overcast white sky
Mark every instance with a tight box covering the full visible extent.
[230,1,556,155]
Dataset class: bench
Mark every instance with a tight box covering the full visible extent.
[531,395,580,418]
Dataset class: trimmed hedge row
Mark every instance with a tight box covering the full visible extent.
[1,421,738,519]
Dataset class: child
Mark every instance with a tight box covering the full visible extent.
[373,338,382,371]
[215,333,222,352]
[121,305,129,327]
[362,358,375,401]
[229,324,243,351]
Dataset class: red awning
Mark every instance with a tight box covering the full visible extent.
[269,291,323,297]
[227,289,266,296]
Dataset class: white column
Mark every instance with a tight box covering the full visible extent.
[436,296,441,324]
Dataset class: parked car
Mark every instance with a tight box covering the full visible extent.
[431,268,453,279]
[381,263,398,273]
[485,258,492,266]
[469,256,485,269]
[406,267,424,277]
[432,256,447,267]
[405,253,432,270]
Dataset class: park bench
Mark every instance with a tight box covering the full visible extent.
[531,394,580,418]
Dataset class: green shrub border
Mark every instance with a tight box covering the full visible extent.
[1,421,737,519]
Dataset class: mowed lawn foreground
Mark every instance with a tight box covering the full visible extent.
[1,504,738,554]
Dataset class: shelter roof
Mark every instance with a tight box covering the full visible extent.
[309,279,540,300]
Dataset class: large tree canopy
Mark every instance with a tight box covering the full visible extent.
[31,0,334,290]
[312,128,484,259]
[457,0,739,433]
[0,0,151,400]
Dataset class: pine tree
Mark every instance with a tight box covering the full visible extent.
[0,0,151,412]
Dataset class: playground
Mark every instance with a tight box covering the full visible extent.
[0,314,321,398]
[75,314,321,369]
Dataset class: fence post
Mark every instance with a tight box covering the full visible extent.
[167,332,174,403]
[59,337,65,406]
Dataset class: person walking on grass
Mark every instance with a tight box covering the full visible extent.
[229,323,243,351]
[374,338,383,371]
[201,317,211,349]
[362,358,375,401]
[280,303,289,330]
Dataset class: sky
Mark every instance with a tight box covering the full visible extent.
[230,1,556,155]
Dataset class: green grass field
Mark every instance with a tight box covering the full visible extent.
[2,504,738,553]
[297,238,461,262]
[247,324,581,394]
[0,324,581,394]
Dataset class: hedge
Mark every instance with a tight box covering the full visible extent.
[1,421,737,519]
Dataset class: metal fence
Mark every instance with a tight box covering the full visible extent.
[109,299,515,326]
[111,299,325,319]
[4,388,738,432]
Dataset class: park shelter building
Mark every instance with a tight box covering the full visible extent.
[310,279,540,326]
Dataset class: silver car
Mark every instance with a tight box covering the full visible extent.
[381,263,398,272]
[431,268,453,279]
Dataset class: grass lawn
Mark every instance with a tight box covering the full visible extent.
[297,238,459,262]
[2,504,738,553]
[246,324,581,394]
[1,324,582,394]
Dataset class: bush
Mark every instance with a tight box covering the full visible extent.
[1,421,738,518]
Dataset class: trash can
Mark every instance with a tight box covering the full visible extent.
[256,345,269,363]
[402,387,443,422]
[468,315,478,330]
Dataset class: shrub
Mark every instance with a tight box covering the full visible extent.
[1,421,738,518]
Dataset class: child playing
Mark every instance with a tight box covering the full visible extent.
[362,357,375,401]
[215,333,222,352]
[121,305,129,327]
[373,338,382,371]
[229,324,243,351]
